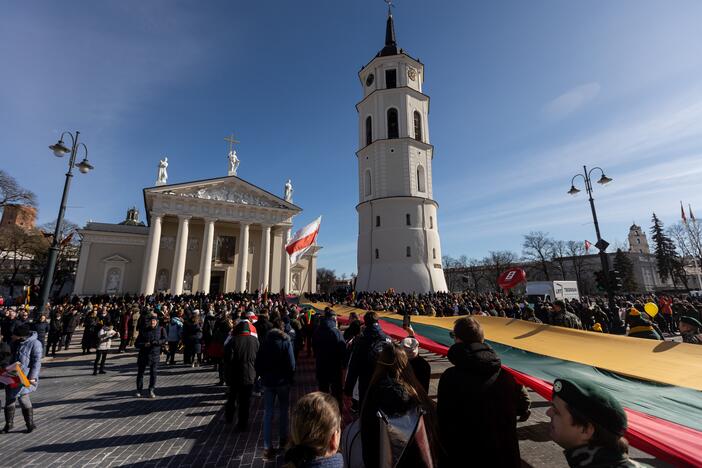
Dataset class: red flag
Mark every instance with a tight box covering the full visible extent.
[285,216,321,265]
[689,205,696,223]
[584,240,592,253]
[681,201,687,224]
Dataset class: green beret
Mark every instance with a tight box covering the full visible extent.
[680,316,702,329]
[553,378,627,436]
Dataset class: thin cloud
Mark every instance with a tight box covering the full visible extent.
[543,82,601,120]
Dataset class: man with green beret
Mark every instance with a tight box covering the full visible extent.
[547,378,645,467]
[678,316,702,345]
[549,300,583,330]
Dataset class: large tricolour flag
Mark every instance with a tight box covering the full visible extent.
[286,216,321,265]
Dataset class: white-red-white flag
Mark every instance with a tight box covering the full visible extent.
[286,216,321,265]
[584,240,592,253]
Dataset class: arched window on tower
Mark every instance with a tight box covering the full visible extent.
[429,216,433,229]
[376,216,381,227]
[413,111,422,142]
[387,108,399,139]
[406,213,411,226]
[417,165,426,193]
[406,246,411,257]
[365,116,373,146]
[433,248,436,259]
[375,248,379,259]
[365,170,372,197]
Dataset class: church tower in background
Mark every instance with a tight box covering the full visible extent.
[355,7,447,293]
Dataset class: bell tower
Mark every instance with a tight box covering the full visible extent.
[355,7,447,292]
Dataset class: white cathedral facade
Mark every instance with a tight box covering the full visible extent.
[355,12,448,293]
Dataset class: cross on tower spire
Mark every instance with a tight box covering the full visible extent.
[224,133,240,153]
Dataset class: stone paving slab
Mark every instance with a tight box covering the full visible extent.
[0,332,669,467]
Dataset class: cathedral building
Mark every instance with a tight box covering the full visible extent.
[355,10,447,293]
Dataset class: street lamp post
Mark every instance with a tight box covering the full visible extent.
[568,165,622,330]
[37,131,94,313]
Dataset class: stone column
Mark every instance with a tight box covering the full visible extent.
[259,225,271,292]
[199,218,216,293]
[308,250,317,294]
[238,222,250,292]
[283,227,291,294]
[141,214,163,295]
[171,215,190,295]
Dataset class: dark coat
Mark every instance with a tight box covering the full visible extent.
[135,326,167,365]
[63,312,80,333]
[437,342,530,468]
[344,323,390,403]
[183,321,204,353]
[48,316,64,339]
[31,321,49,344]
[1,317,21,342]
[254,316,273,345]
[360,375,432,468]
[224,332,259,387]
[82,316,100,348]
[409,355,431,394]
[255,328,295,387]
[312,318,347,381]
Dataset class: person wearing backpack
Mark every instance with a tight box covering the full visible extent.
[344,311,390,405]
[255,316,296,460]
[360,341,439,468]
[437,317,531,467]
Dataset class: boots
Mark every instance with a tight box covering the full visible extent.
[2,406,15,433]
[21,408,35,433]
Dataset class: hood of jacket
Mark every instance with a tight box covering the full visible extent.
[447,342,501,377]
[267,327,290,342]
[362,322,386,341]
[370,375,414,416]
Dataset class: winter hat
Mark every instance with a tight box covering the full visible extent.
[401,337,420,359]
[592,323,603,332]
[13,325,31,338]
[552,378,627,436]
[235,321,252,336]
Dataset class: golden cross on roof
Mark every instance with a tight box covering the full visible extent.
[224,133,240,153]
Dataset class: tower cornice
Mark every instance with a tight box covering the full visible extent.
[356,137,434,158]
[355,86,431,112]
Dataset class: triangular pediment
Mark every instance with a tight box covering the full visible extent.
[144,176,300,212]
[102,254,130,263]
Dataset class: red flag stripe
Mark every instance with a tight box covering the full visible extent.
[285,230,318,255]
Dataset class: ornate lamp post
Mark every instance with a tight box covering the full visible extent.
[37,131,94,312]
[568,166,621,328]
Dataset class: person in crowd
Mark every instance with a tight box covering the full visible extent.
[3,325,42,433]
[81,309,99,355]
[678,316,702,344]
[223,320,259,431]
[129,303,140,347]
[401,335,430,393]
[550,300,583,330]
[1,308,20,343]
[312,310,347,409]
[255,316,296,460]
[183,314,204,367]
[135,315,167,398]
[343,311,362,342]
[285,392,343,468]
[437,316,531,467]
[117,307,132,353]
[166,310,184,365]
[202,308,217,364]
[94,324,119,375]
[62,308,80,350]
[31,314,49,357]
[210,313,232,385]
[0,339,12,430]
[626,309,662,340]
[522,305,543,324]
[360,341,439,468]
[288,309,305,360]
[47,310,64,357]
[547,378,639,467]
[344,311,391,405]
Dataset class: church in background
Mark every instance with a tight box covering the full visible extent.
[73,146,319,297]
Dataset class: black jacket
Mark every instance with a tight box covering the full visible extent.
[437,342,530,468]
[312,318,347,381]
[135,326,167,365]
[31,321,49,343]
[255,328,295,387]
[63,312,80,333]
[48,316,64,339]
[254,316,273,345]
[409,355,431,394]
[1,317,21,342]
[344,323,389,403]
[224,332,259,386]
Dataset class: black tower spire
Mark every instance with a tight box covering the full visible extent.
[378,1,400,57]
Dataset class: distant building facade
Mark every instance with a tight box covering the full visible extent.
[1,204,37,230]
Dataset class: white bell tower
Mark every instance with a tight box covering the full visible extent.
[355,8,447,293]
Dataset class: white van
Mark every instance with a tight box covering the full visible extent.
[526,281,580,303]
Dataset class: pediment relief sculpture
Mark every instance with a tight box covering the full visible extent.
[172,185,288,209]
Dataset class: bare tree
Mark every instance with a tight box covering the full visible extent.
[522,231,553,280]
[0,226,49,297]
[465,258,487,292]
[668,221,702,263]
[566,240,588,292]
[549,240,569,280]
[0,170,36,208]
[482,250,518,291]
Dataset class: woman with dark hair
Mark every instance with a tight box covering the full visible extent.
[360,342,439,468]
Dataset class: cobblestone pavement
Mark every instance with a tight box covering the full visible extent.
[0,333,668,467]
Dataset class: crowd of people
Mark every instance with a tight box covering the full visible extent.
[308,289,702,343]
[1,287,698,467]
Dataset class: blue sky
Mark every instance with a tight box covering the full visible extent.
[2,1,702,276]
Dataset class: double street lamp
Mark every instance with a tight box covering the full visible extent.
[37,131,94,312]
[568,165,621,329]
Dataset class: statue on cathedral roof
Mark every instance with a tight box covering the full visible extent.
[156,157,168,186]
[284,179,293,203]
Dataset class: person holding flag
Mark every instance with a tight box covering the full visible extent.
[2,325,42,433]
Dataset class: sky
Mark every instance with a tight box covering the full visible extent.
[2,1,702,277]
